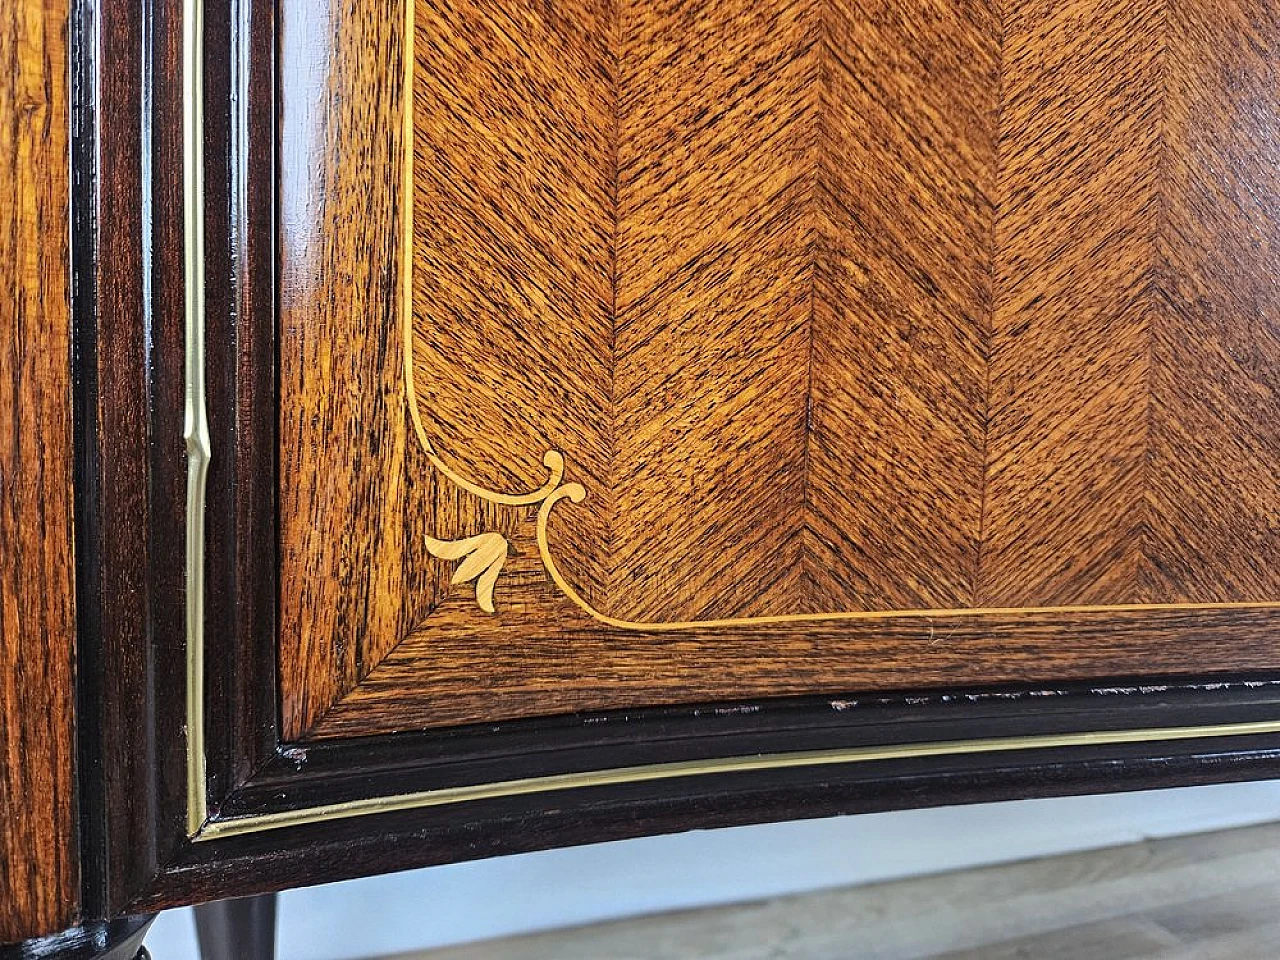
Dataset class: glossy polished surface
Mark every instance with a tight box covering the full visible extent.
[57,0,1280,926]
[0,0,77,940]
[277,0,437,735]
[0,917,154,960]
[277,0,1280,736]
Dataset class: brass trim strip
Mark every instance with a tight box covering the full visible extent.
[198,719,1280,840]
[183,0,211,837]
[183,0,1280,841]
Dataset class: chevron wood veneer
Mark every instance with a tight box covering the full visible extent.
[278,0,1280,736]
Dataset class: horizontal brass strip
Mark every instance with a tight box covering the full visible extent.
[194,718,1280,840]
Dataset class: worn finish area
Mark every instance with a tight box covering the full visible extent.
[279,0,1280,737]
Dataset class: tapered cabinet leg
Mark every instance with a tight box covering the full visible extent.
[193,894,277,960]
[0,916,155,960]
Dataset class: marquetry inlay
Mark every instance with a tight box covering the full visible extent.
[179,0,1280,837]
[405,0,1280,625]
[275,0,1280,737]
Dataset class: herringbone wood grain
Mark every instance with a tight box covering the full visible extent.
[805,0,996,612]
[981,0,1165,606]
[278,0,1280,736]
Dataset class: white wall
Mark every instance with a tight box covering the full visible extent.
[145,780,1280,959]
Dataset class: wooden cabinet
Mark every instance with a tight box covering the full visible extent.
[5,0,1280,951]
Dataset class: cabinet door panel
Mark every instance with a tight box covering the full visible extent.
[277,0,1280,738]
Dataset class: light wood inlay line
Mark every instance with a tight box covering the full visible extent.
[399,0,1280,627]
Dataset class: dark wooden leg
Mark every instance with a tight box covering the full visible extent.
[193,894,277,960]
[0,916,154,960]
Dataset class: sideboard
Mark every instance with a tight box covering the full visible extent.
[4,0,1280,954]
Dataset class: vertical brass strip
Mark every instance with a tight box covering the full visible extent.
[183,0,211,837]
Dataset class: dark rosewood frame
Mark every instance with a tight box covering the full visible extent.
[70,0,1280,922]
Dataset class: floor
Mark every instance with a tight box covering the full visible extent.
[402,820,1280,959]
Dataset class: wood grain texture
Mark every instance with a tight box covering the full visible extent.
[982,0,1280,606]
[408,0,998,619]
[606,0,815,619]
[316,521,1280,733]
[279,0,1280,737]
[0,0,78,939]
[312,514,1280,734]
[1145,0,1280,602]
[411,0,616,607]
[804,0,996,611]
[277,0,441,736]
[980,0,1165,606]
[73,0,1280,923]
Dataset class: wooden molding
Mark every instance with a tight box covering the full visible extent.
[270,0,1280,735]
